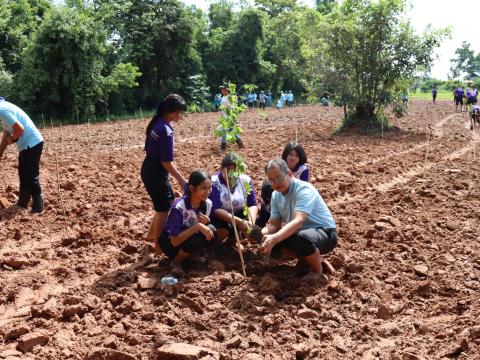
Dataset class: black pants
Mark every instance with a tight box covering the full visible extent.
[159,224,216,259]
[272,228,337,257]
[255,206,270,228]
[18,142,43,196]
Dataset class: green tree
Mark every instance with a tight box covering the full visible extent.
[202,8,265,90]
[95,0,203,108]
[316,0,336,14]
[450,41,480,79]
[316,0,446,129]
[255,0,297,16]
[0,0,51,73]
[17,5,140,120]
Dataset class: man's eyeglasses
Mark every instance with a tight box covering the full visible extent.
[266,174,287,185]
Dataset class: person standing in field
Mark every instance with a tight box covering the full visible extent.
[0,97,45,213]
[141,94,187,247]
[287,91,294,107]
[453,87,465,112]
[259,91,266,110]
[219,85,244,151]
[432,87,437,103]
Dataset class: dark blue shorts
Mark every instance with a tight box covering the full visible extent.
[141,157,173,212]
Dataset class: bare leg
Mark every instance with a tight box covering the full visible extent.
[216,228,229,242]
[146,211,168,242]
[303,249,323,273]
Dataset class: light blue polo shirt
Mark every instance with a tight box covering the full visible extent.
[270,178,336,230]
[0,98,43,151]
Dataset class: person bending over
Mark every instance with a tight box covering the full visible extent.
[0,97,44,213]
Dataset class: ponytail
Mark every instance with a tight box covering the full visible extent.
[145,94,186,138]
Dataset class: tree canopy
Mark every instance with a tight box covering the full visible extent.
[0,0,445,126]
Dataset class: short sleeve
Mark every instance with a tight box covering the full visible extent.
[0,108,18,129]
[165,207,184,236]
[209,181,222,211]
[294,186,316,215]
[300,167,309,182]
[269,192,281,220]
[158,126,174,162]
[245,178,257,207]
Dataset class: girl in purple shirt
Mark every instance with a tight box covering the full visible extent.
[158,170,216,276]
[281,142,310,182]
[141,94,187,247]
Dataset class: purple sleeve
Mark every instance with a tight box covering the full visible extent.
[165,207,184,236]
[209,183,222,211]
[159,129,174,162]
[300,167,310,182]
[246,179,257,207]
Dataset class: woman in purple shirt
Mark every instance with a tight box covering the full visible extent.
[281,142,310,182]
[141,94,187,246]
[158,170,216,276]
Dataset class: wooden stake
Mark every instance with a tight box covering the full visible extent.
[224,170,246,277]
[50,118,69,236]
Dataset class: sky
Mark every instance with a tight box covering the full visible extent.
[181,0,480,80]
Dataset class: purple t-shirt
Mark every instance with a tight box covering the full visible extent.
[454,88,465,97]
[164,196,214,236]
[209,172,257,213]
[144,118,174,162]
[432,89,437,95]
[291,163,310,182]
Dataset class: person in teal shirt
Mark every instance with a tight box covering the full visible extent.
[0,97,44,213]
[258,158,336,280]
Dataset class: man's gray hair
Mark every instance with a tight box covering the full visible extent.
[265,158,289,175]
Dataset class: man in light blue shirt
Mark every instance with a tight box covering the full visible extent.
[0,97,45,213]
[259,158,337,280]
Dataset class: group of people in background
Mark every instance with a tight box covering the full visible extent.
[214,90,295,111]
[141,93,336,280]
[450,86,480,130]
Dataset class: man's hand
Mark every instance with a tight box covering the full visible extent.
[258,234,276,256]
[198,213,210,225]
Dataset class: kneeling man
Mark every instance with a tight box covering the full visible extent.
[259,158,337,279]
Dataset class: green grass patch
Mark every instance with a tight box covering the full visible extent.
[410,90,452,101]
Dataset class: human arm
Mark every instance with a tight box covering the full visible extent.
[0,121,24,158]
[161,161,186,188]
[213,208,250,233]
[258,211,308,255]
[0,131,8,159]
[169,223,214,247]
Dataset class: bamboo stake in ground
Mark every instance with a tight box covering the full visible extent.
[224,171,246,277]
[424,109,434,168]
[50,119,69,236]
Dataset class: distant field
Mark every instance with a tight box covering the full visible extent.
[410,90,452,101]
